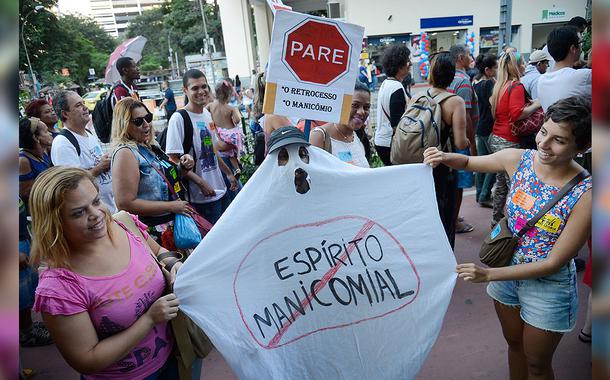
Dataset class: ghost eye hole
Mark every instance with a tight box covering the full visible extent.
[298,146,309,164]
[278,148,289,166]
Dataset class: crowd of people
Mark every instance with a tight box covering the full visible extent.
[17,16,592,380]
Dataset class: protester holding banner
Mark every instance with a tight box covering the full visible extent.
[253,71,296,156]
[30,167,181,379]
[424,95,592,380]
[110,97,201,244]
[310,81,371,168]
[374,44,412,166]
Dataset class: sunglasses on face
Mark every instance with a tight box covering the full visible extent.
[131,113,153,127]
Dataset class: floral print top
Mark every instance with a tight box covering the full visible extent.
[505,150,591,263]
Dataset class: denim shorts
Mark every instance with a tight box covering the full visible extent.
[487,259,578,333]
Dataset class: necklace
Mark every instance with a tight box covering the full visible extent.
[334,124,353,142]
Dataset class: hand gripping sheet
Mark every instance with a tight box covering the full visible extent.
[174,145,456,379]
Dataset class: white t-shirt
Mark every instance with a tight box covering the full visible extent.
[50,129,117,213]
[330,135,370,168]
[537,67,592,111]
[375,79,407,147]
[165,109,226,204]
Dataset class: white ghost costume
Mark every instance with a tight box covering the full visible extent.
[174,144,456,379]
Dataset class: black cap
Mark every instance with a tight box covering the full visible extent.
[267,126,310,153]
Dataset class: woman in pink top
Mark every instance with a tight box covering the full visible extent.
[488,52,542,226]
[30,167,181,379]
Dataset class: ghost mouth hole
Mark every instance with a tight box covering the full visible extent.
[294,168,310,194]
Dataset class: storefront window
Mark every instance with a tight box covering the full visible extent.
[480,25,520,54]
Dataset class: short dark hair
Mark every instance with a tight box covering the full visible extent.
[381,44,411,77]
[19,117,37,149]
[24,99,49,118]
[53,90,76,122]
[547,26,580,62]
[567,16,588,29]
[354,80,370,93]
[428,52,455,88]
[545,95,591,150]
[182,69,207,88]
[116,57,134,76]
[449,44,469,64]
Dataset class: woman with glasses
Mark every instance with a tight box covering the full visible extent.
[111,97,200,245]
[310,81,372,168]
[488,51,542,227]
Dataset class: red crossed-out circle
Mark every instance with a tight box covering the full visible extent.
[282,19,351,86]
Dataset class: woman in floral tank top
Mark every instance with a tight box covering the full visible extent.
[424,95,591,379]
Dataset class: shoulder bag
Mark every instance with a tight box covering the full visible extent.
[479,170,589,267]
[113,211,213,380]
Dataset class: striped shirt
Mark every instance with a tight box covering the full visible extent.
[448,69,479,125]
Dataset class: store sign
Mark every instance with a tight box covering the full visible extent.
[542,9,567,21]
[420,15,473,29]
[263,10,364,124]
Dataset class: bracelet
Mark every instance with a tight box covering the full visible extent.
[157,250,183,262]
[164,258,180,272]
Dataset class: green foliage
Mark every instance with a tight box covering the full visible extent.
[126,6,170,71]
[126,0,224,76]
[19,0,116,86]
[239,153,258,185]
[582,30,591,58]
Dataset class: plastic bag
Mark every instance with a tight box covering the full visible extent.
[173,214,202,249]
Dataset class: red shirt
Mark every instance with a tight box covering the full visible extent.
[492,81,526,143]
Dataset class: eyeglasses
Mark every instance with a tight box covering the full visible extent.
[131,113,153,127]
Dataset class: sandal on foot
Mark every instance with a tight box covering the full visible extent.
[456,222,475,233]
[578,329,592,343]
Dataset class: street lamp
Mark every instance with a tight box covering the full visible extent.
[196,0,216,85]
[21,5,46,97]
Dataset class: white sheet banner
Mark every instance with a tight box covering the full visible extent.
[175,146,457,379]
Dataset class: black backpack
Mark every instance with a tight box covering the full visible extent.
[92,84,128,143]
[156,109,193,156]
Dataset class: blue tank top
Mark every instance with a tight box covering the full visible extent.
[19,150,51,182]
[507,150,592,263]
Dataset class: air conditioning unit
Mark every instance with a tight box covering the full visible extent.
[328,2,340,18]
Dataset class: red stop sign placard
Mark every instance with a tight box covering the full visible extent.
[282,19,352,86]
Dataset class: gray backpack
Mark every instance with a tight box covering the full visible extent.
[390,89,456,164]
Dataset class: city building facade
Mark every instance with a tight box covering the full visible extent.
[221,0,586,81]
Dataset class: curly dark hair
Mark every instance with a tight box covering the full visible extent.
[545,95,591,150]
[381,44,411,77]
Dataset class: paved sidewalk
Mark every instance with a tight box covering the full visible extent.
[20,191,592,379]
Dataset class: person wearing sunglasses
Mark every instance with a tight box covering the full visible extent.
[111,97,207,244]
